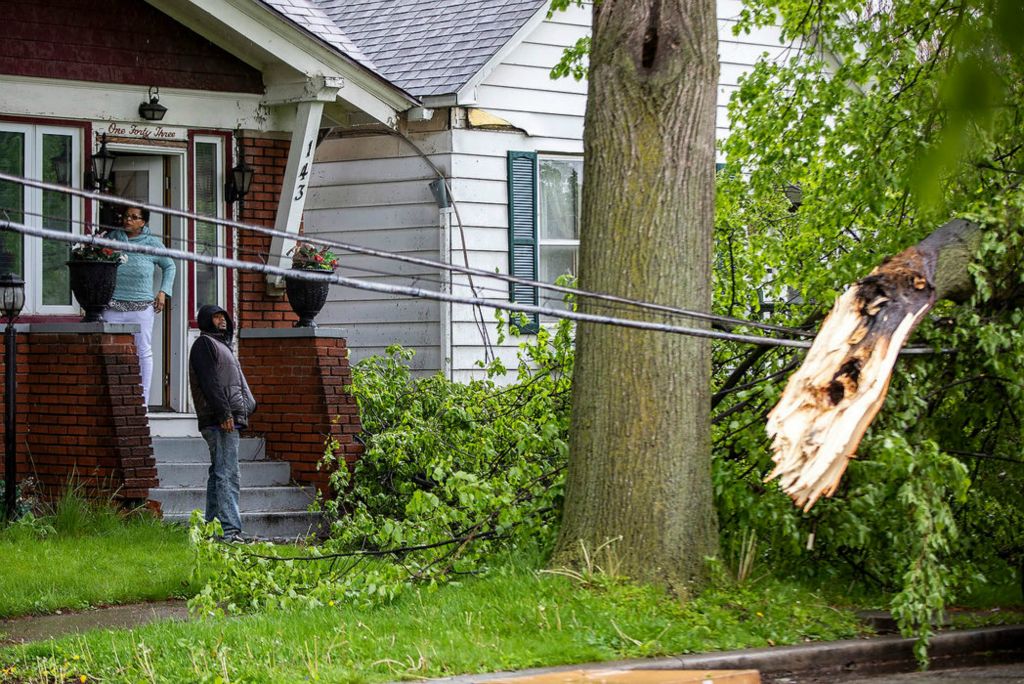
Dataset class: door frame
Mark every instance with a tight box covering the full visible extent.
[107,143,188,413]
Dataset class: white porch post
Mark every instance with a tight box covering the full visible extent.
[266,99,325,293]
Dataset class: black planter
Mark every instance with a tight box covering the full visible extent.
[67,260,119,323]
[285,268,331,328]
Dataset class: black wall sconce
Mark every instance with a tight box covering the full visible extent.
[139,86,167,122]
[85,133,116,191]
[225,143,255,204]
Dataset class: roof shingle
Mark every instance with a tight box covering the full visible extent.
[261,0,548,98]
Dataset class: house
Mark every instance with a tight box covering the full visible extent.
[301,0,792,380]
[0,0,788,523]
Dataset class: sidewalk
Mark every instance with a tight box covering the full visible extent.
[0,600,189,645]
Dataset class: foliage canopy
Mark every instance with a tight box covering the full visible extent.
[715,0,1024,659]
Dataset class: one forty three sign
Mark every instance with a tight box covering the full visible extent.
[94,122,187,142]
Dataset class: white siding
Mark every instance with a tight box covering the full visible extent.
[446,0,792,377]
[305,1,793,379]
[306,132,451,372]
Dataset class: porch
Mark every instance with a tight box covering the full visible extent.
[0,322,362,538]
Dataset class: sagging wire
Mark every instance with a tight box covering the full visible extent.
[379,127,496,361]
[8,203,744,326]
[1,216,819,349]
[0,172,814,340]
[1,216,951,355]
[0,174,948,354]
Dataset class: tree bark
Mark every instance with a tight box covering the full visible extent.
[552,0,720,590]
[766,219,981,510]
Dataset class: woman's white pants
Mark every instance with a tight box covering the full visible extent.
[105,307,156,408]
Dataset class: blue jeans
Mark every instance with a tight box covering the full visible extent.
[202,427,242,536]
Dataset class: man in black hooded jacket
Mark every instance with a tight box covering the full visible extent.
[189,304,256,540]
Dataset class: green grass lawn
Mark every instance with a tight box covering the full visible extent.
[0,496,196,618]
[0,551,864,684]
[0,496,1018,683]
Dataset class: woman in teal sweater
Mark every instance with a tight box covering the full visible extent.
[104,205,176,408]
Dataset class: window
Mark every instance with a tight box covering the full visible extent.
[506,151,583,331]
[193,136,225,309]
[538,157,582,308]
[0,122,82,314]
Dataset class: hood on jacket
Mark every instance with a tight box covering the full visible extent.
[196,304,234,341]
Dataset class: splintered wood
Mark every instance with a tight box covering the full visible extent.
[766,248,937,511]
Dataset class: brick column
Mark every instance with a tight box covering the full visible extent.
[15,324,157,502]
[239,328,362,494]
[236,133,300,329]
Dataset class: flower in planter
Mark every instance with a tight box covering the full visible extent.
[289,241,339,271]
[69,233,127,263]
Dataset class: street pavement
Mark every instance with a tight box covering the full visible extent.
[815,663,1024,683]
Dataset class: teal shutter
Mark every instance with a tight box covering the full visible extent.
[507,151,539,333]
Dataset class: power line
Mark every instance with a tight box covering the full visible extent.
[2,217,950,355]
[1,217,821,349]
[0,172,815,339]
[6,204,720,326]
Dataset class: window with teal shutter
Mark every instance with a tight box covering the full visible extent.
[507,151,539,333]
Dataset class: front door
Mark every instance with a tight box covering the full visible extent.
[110,155,180,410]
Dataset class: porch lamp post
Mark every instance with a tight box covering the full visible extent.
[0,270,25,522]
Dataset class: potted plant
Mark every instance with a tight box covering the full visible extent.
[285,242,339,328]
[67,235,125,323]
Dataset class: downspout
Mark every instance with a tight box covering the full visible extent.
[440,204,453,379]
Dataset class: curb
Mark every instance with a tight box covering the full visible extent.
[431,625,1024,684]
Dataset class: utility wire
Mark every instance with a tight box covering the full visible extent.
[1,217,949,355]
[0,175,948,354]
[1,217,822,349]
[0,172,814,339]
[10,203,751,325]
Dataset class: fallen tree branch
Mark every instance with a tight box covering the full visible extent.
[766,219,981,510]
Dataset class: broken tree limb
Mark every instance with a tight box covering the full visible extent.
[766,219,981,510]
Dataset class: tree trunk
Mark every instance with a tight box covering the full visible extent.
[766,219,981,510]
[552,0,720,590]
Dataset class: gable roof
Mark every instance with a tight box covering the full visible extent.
[283,0,549,98]
[258,0,382,75]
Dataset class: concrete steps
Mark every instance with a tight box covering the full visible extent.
[149,484,316,513]
[156,461,291,488]
[161,511,323,540]
[150,434,321,540]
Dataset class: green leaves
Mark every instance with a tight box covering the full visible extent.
[718,0,1024,660]
[189,316,575,615]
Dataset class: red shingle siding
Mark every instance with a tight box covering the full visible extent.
[0,0,263,93]
[236,135,300,328]
[241,335,363,494]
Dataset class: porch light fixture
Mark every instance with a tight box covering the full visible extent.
[225,157,255,204]
[139,86,168,122]
[0,268,25,523]
[87,133,116,191]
